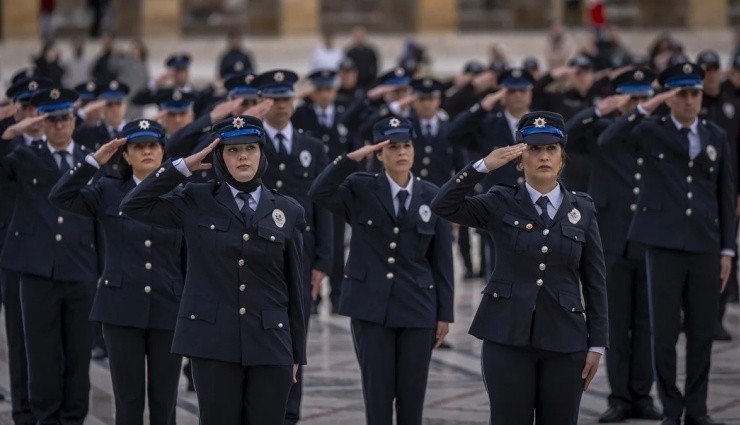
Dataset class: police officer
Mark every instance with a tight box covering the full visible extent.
[0,87,98,424]
[132,53,196,106]
[598,63,735,425]
[308,115,454,425]
[431,111,608,425]
[73,80,104,127]
[566,68,663,422]
[335,58,363,110]
[253,69,333,424]
[120,115,306,425]
[155,88,196,138]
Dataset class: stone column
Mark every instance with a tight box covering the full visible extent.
[1,0,38,39]
[279,0,319,35]
[415,0,457,32]
[684,0,727,29]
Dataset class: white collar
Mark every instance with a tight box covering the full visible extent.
[670,115,699,134]
[106,122,125,134]
[504,110,524,130]
[313,104,335,116]
[227,183,262,203]
[22,133,45,146]
[133,175,142,186]
[385,171,414,199]
[419,115,439,126]
[263,121,293,142]
[525,182,563,207]
[47,141,75,156]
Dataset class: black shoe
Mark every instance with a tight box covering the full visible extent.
[713,325,732,341]
[685,415,725,425]
[91,346,107,360]
[310,304,319,315]
[660,419,680,425]
[438,341,453,349]
[599,405,630,423]
[632,404,663,420]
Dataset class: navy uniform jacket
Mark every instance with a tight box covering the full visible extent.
[120,160,307,366]
[308,155,454,328]
[263,130,333,274]
[73,123,124,176]
[0,141,99,282]
[292,102,353,161]
[48,161,184,330]
[598,110,736,254]
[566,107,642,256]
[165,113,216,182]
[410,114,468,187]
[431,164,608,353]
[0,138,21,256]
[445,104,524,192]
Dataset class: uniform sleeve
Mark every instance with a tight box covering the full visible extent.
[597,107,646,150]
[430,163,497,229]
[48,160,105,217]
[285,209,307,365]
[166,114,214,158]
[565,107,599,155]
[429,215,454,322]
[120,159,188,229]
[0,138,18,183]
[446,103,487,150]
[579,201,609,348]
[717,131,737,252]
[308,155,358,221]
[310,146,334,274]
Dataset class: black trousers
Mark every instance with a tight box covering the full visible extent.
[350,319,435,425]
[645,248,720,420]
[604,250,655,409]
[20,274,94,425]
[327,213,346,308]
[456,225,474,273]
[1,269,33,424]
[102,324,182,425]
[285,269,312,424]
[191,357,293,425]
[481,341,587,425]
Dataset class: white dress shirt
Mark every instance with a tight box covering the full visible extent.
[385,172,414,214]
[263,121,294,154]
[419,116,439,138]
[669,115,700,159]
[313,104,335,128]
[48,142,75,168]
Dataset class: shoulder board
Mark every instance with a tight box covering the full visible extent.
[437,109,449,121]
[350,171,376,179]
[570,191,593,201]
[273,192,303,210]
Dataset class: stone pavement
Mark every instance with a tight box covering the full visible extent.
[0,236,738,424]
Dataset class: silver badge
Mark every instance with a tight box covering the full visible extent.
[110,80,119,90]
[49,89,60,100]
[86,81,96,92]
[299,150,312,167]
[682,63,693,74]
[272,209,286,228]
[707,145,717,162]
[244,74,254,84]
[634,70,644,81]
[138,120,150,130]
[534,117,546,128]
[232,116,245,129]
[419,205,431,223]
[274,72,285,82]
[394,67,404,77]
[172,90,182,101]
[235,61,244,72]
[512,69,522,78]
[423,79,432,87]
[723,102,735,119]
[389,118,400,128]
[28,80,38,91]
[568,208,581,224]
[337,124,348,137]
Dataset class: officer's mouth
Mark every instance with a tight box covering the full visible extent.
[537,165,552,171]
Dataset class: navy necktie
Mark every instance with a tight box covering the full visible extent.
[276,132,288,159]
[397,189,409,221]
[536,196,551,227]
[30,139,43,150]
[55,151,71,174]
[679,127,691,156]
[236,192,255,226]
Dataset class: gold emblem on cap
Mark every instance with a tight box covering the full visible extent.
[138,120,150,130]
[534,117,546,128]
[28,81,38,91]
[525,223,533,230]
[512,69,522,78]
[682,63,692,74]
[394,67,404,77]
[50,89,60,100]
[389,118,400,128]
[109,80,119,90]
[634,70,644,81]
[274,72,285,82]
[234,61,244,71]
[86,81,96,92]
[172,90,182,101]
[232,116,245,129]
[244,74,254,84]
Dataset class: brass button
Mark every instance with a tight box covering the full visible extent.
[32,178,38,185]
[636,157,644,166]
[455,179,461,183]
[517,177,524,185]
[145,262,152,270]
[278,323,284,328]
[386,272,394,279]
[686,176,693,183]
[420,169,428,177]
[144,286,151,293]
[367,220,373,225]
[422,157,430,165]
[270,236,276,242]
[238,259,245,266]
[276,180,283,188]
[144,240,152,247]
[658,153,664,159]
[633,187,640,195]
[493,293,498,298]
[190,314,196,320]
[687,192,693,199]
[305,226,311,231]
[118,211,123,216]
[688,161,694,168]
[525,223,533,230]
[634,173,641,180]
[536,279,543,286]
[210,224,215,230]
[279,163,286,171]
[389,242,397,249]
[630,204,637,212]
[541,246,548,253]
[686,208,692,216]
[239,308,246,315]
[571,307,576,312]
[239,284,246,291]
[104,280,109,285]
[243,234,250,241]
[57,216,64,224]
[514,220,519,225]
[55,234,62,242]
[709,167,714,173]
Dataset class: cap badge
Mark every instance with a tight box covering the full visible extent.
[86,81,96,92]
[232,116,245,129]
[682,63,693,74]
[272,209,286,228]
[533,117,546,128]
[423,79,432,88]
[138,120,150,130]
[299,150,312,167]
[28,81,38,91]
[274,72,285,82]
[109,80,119,90]
[419,205,431,223]
[244,74,254,84]
[634,70,644,81]
[568,208,582,224]
[322,70,330,78]
[389,118,401,128]
[394,67,404,77]
[512,69,522,78]
[50,89,60,100]
[234,61,244,72]
[172,90,182,101]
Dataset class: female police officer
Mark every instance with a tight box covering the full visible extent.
[431,111,608,425]
[120,115,306,425]
[308,115,454,425]
[48,119,183,425]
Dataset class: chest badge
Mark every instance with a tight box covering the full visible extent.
[299,150,312,167]
[272,209,286,228]
[568,208,581,224]
[706,145,717,162]
[723,102,735,119]
[419,204,431,223]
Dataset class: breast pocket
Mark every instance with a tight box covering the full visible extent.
[356,212,383,232]
[481,279,512,300]
[196,216,230,250]
[293,166,316,181]
[257,225,286,258]
[560,224,586,266]
[500,214,532,252]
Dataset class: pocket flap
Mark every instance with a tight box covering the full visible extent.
[561,225,585,242]
[415,271,435,289]
[197,215,230,231]
[262,310,290,330]
[257,225,286,244]
[559,291,584,313]
[101,273,122,288]
[179,298,219,324]
[104,206,123,217]
[501,214,531,230]
[416,222,436,235]
[482,279,512,299]
[357,212,382,227]
[293,167,315,179]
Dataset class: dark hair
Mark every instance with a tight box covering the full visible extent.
[117,142,166,180]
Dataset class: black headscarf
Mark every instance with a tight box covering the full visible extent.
[212,143,268,193]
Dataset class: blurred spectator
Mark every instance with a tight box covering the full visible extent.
[648,32,683,71]
[544,21,575,70]
[89,0,111,38]
[33,41,65,85]
[218,31,255,79]
[311,31,344,71]
[593,25,631,71]
[398,38,429,77]
[110,39,150,119]
[345,26,379,90]
[488,43,508,65]
[91,31,117,83]
[39,0,56,42]
[733,27,740,59]
[63,38,91,88]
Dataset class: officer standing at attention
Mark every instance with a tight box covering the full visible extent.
[0,88,99,424]
[253,69,333,424]
[132,53,197,106]
[48,120,185,425]
[598,62,735,425]
[431,111,608,425]
[121,115,306,425]
[566,68,664,422]
[308,115,454,425]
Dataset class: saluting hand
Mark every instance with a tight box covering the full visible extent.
[720,255,732,293]
[596,94,631,116]
[480,89,507,112]
[242,99,274,119]
[482,143,527,171]
[0,102,19,121]
[209,98,244,123]
[2,113,48,140]
[92,138,127,165]
[434,321,450,349]
[396,93,418,108]
[639,88,680,115]
[184,138,220,172]
[346,140,390,162]
[367,84,397,101]
[582,351,602,391]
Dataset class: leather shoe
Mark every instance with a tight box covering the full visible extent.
[713,325,732,341]
[599,405,630,423]
[660,419,680,425]
[632,404,663,420]
[91,346,107,360]
[685,415,725,425]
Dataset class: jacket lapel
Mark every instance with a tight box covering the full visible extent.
[552,188,579,225]
[373,174,397,222]
[35,143,61,175]
[514,185,543,224]
[215,183,244,222]
[252,186,276,224]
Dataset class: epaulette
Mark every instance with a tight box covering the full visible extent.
[352,171,376,179]
[570,190,594,202]
[437,109,449,121]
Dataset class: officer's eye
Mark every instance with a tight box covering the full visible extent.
[227,147,238,153]
[246,145,256,151]
[528,145,539,151]
[546,145,558,151]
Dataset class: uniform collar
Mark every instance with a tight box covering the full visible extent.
[313,103,335,117]
[670,114,699,135]
[263,121,293,144]
[385,171,414,199]
[227,183,262,204]
[22,133,45,146]
[525,182,563,209]
[47,141,75,156]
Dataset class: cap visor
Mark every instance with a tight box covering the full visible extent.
[523,133,562,145]
[219,135,264,145]
[127,135,162,144]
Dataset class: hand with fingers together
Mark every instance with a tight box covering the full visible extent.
[596,94,631,116]
[209,98,244,123]
[184,138,220,172]
[434,321,450,349]
[582,351,602,391]
[482,143,527,171]
[2,114,48,140]
[480,89,508,112]
[346,140,390,162]
[639,88,680,115]
[242,99,274,119]
[92,138,127,165]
